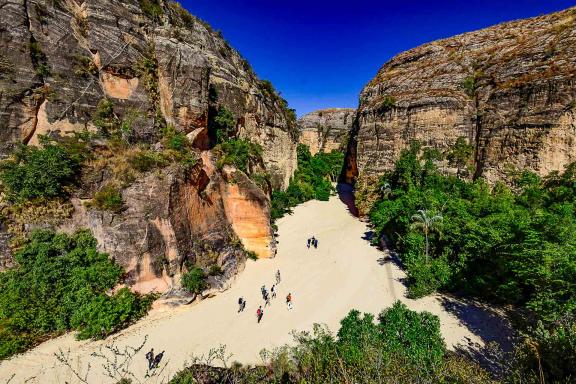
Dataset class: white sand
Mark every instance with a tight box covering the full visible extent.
[0,186,493,383]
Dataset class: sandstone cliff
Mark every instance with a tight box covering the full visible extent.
[345,7,576,184]
[298,108,355,155]
[0,0,298,293]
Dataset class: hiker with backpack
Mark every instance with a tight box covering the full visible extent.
[238,297,245,313]
[145,348,154,370]
[256,306,263,323]
[286,293,293,310]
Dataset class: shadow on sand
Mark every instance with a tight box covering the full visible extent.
[337,183,359,217]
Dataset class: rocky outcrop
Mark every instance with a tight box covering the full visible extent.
[0,0,297,188]
[59,152,274,294]
[298,108,355,155]
[345,7,576,184]
[0,0,293,294]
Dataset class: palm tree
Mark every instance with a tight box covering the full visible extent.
[410,209,443,263]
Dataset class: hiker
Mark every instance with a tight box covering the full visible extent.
[286,293,293,310]
[261,285,266,295]
[238,297,244,313]
[257,306,263,323]
[271,284,276,299]
[151,350,164,369]
[242,299,247,312]
[264,294,271,307]
[145,348,154,370]
[307,238,311,249]
[276,270,281,284]
[313,238,318,249]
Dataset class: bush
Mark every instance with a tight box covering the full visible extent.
[216,139,263,174]
[128,150,169,172]
[0,230,153,358]
[209,106,236,144]
[139,0,163,20]
[0,141,82,202]
[181,267,207,294]
[91,185,123,212]
[271,145,344,220]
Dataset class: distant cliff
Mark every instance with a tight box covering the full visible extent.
[298,108,355,155]
[0,0,299,293]
[345,7,576,184]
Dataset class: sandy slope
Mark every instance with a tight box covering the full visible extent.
[0,186,505,383]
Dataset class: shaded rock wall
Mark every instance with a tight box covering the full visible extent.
[298,108,355,155]
[345,7,576,184]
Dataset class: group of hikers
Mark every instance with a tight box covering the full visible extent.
[238,269,293,323]
[145,348,164,370]
[307,236,319,249]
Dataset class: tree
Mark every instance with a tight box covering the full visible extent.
[410,209,443,263]
[446,137,474,178]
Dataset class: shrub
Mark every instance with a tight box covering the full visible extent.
[0,230,153,358]
[271,145,344,220]
[216,139,263,174]
[208,265,222,276]
[138,0,163,20]
[210,106,236,144]
[128,150,169,172]
[245,250,258,261]
[162,124,190,152]
[0,141,82,202]
[181,267,207,294]
[91,185,123,212]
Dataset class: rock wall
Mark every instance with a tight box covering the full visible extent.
[0,0,292,293]
[345,7,576,184]
[298,108,355,155]
[0,0,297,188]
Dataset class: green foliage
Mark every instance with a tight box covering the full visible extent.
[171,302,493,383]
[93,98,118,135]
[367,141,576,382]
[0,230,153,358]
[216,139,263,174]
[245,250,258,261]
[271,145,344,220]
[139,0,163,20]
[0,139,83,202]
[181,267,207,294]
[210,106,236,144]
[446,137,474,177]
[208,265,222,276]
[128,150,169,172]
[29,41,50,77]
[91,185,123,212]
[379,95,396,112]
[73,54,98,77]
[162,124,190,152]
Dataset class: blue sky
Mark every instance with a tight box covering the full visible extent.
[180,1,576,116]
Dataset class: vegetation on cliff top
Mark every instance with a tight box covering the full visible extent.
[271,144,344,220]
[366,140,576,382]
[0,230,154,359]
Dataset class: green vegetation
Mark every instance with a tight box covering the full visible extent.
[90,185,123,212]
[258,80,297,134]
[380,95,396,112]
[0,139,83,202]
[181,267,207,294]
[73,54,98,77]
[447,136,474,178]
[271,145,344,220]
[29,41,50,77]
[216,139,263,174]
[170,302,494,383]
[138,0,163,20]
[210,106,236,144]
[368,141,576,381]
[0,230,153,359]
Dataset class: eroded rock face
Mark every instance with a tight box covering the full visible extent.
[59,153,274,294]
[0,0,291,293]
[298,108,355,155]
[0,0,297,188]
[345,7,576,184]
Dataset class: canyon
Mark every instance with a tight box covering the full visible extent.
[298,108,355,155]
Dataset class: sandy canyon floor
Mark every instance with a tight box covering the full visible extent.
[0,185,511,383]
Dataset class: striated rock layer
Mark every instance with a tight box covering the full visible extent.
[0,0,296,293]
[298,108,355,155]
[345,7,576,184]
